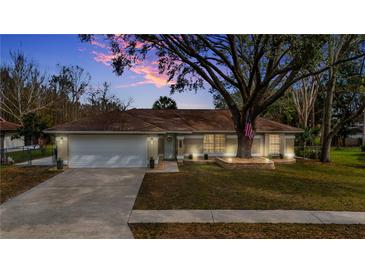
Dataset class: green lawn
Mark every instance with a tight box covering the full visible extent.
[134,147,365,211]
[130,223,365,239]
[6,145,54,163]
[331,147,365,167]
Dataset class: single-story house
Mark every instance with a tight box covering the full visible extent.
[0,117,24,150]
[45,109,303,168]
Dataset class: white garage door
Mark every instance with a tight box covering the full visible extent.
[69,135,147,168]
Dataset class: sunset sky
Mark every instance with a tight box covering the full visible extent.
[0,34,214,109]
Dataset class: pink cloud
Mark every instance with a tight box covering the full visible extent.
[92,50,171,88]
[130,64,170,88]
[91,51,114,66]
[111,35,145,49]
[89,36,172,88]
[90,39,109,49]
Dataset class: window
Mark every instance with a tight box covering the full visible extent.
[178,139,183,148]
[269,134,281,155]
[203,134,215,153]
[214,134,225,153]
[203,134,225,153]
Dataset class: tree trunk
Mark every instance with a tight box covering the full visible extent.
[311,106,315,128]
[236,131,253,158]
[320,67,336,162]
[320,134,332,162]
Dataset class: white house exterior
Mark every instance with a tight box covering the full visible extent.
[0,118,24,150]
[45,109,303,168]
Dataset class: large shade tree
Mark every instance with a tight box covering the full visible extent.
[80,34,364,158]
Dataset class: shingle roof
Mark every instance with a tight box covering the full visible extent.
[45,109,303,133]
[0,117,21,132]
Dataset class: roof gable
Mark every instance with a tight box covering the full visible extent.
[0,117,21,131]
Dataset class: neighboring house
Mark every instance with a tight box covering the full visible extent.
[345,122,364,146]
[0,117,24,150]
[45,109,303,168]
[345,111,365,146]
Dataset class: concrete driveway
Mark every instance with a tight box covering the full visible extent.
[0,168,145,239]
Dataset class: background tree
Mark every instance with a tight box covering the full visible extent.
[292,76,320,129]
[13,112,48,145]
[263,92,298,127]
[49,65,91,123]
[152,96,177,109]
[319,35,365,162]
[80,34,364,158]
[0,52,52,124]
[85,82,133,113]
[332,91,364,146]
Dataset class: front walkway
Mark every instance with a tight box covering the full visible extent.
[146,161,179,173]
[16,156,54,166]
[129,210,365,224]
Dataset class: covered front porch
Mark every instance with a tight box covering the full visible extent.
[149,132,296,165]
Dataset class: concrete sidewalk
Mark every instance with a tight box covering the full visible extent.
[129,210,365,224]
[16,156,54,166]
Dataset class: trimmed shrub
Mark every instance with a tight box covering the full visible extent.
[295,146,320,159]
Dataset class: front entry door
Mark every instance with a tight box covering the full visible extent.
[164,135,175,160]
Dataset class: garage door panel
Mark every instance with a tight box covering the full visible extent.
[69,135,147,168]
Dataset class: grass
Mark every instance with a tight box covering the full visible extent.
[0,165,61,204]
[331,147,365,167]
[134,147,365,211]
[6,145,54,163]
[129,223,365,239]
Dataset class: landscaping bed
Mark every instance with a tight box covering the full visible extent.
[215,157,275,169]
[129,223,365,239]
[133,148,365,211]
[0,166,62,204]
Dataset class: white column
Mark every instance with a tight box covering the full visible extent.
[176,136,185,162]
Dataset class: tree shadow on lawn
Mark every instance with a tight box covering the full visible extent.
[353,153,365,168]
